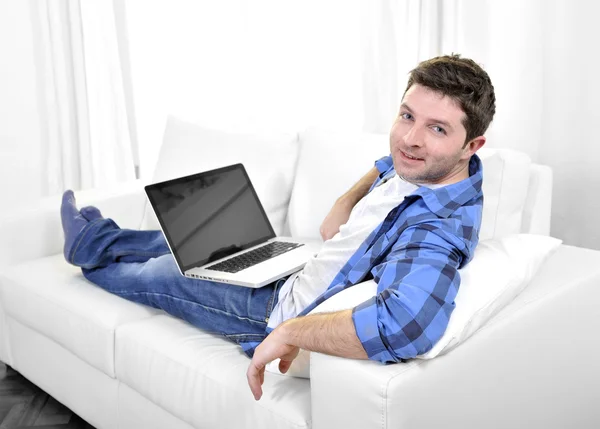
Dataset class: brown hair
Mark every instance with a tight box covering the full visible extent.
[403,54,496,144]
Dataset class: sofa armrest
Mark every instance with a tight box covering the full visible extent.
[0,180,146,268]
[309,247,600,429]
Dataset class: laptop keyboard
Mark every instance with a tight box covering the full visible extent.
[206,241,304,273]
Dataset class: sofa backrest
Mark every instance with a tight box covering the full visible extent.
[145,118,552,245]
[140,116,299,235]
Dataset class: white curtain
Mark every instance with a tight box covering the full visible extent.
[31,0,136,195]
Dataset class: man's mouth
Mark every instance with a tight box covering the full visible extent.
[400,150,424,161]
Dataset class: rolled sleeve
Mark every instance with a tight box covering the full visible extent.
[352,224,464,362]
[352,296,398,362]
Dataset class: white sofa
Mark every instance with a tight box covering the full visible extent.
[1,118,599,429]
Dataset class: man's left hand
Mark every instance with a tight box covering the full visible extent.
[246,328,299,401]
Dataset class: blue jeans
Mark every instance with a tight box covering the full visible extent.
[69,218,283,357]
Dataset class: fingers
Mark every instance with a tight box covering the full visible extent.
[246,332,300,400]
[320,225,337,241]
[320,228,328,241]
[279,358,293,374]
[247,362,264,401]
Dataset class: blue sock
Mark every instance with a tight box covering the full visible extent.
[61,190,89,262]
[80,206,104,221]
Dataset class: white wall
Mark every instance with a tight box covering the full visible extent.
[0,0,43,208]
[123,0,364,180]
[444,0,600,250]
[540,1,600,250]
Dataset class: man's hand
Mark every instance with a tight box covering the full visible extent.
[247,329,299,401]
[319,197,353,240]
[319,167,380,240]
[246,311,368,400]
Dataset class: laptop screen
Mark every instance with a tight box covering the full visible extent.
[145,164,276,272]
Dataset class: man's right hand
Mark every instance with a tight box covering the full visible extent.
[319,166,381,241]
[319,198,353,241]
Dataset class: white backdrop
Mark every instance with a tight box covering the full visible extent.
[1,0,597,249]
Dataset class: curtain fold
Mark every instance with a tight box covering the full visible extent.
[31,0,135,195]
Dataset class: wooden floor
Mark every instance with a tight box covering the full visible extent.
[0,361,95,429]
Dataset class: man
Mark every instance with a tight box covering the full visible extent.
[60,54,495,401]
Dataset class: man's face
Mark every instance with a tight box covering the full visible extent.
[389,84,476,185]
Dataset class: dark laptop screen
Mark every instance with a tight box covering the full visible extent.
[145,164,275,271]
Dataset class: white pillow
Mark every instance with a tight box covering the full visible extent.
[477,148,532,240]
[141,116,300,235]
[419,233,561,358]
[266,234,562,378]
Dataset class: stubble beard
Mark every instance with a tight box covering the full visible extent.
[395,153,464,185]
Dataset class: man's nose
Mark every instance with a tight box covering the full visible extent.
[404,126,423,147]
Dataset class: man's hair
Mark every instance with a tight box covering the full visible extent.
[403,54,496,144]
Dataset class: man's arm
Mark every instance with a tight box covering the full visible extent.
[247,222,464,399]
[280,310,367,358]
[320,166,380,240]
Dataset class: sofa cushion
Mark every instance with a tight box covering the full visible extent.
[141,116,300,236]
[115,315,311,429]
[287,129,531,241]
[0,255,161,378]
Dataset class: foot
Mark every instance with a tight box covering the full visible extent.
[61,190,89,261]
[80,206,104,221]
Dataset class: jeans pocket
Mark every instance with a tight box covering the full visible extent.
[224,332,267,345]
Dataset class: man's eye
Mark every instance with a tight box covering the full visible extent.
[400,112,413,120]
[432,125,446,134]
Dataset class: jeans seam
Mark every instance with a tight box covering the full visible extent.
[265,279,282,323]
[226,333,265,339]
[113,250,171,257]
[225,333,266,343]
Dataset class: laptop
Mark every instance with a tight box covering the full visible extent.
[144,163,320,288]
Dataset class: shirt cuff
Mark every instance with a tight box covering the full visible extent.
[351,297,397,363]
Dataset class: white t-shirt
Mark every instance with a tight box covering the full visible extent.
[267,174,443,330]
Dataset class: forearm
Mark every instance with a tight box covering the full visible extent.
[277,309,368,359]
[337,166,380,207]
[320,166,381,240]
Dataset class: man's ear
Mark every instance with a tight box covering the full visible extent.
[462,136,486,160]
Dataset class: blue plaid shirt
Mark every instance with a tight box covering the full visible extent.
[243,154,483,362]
